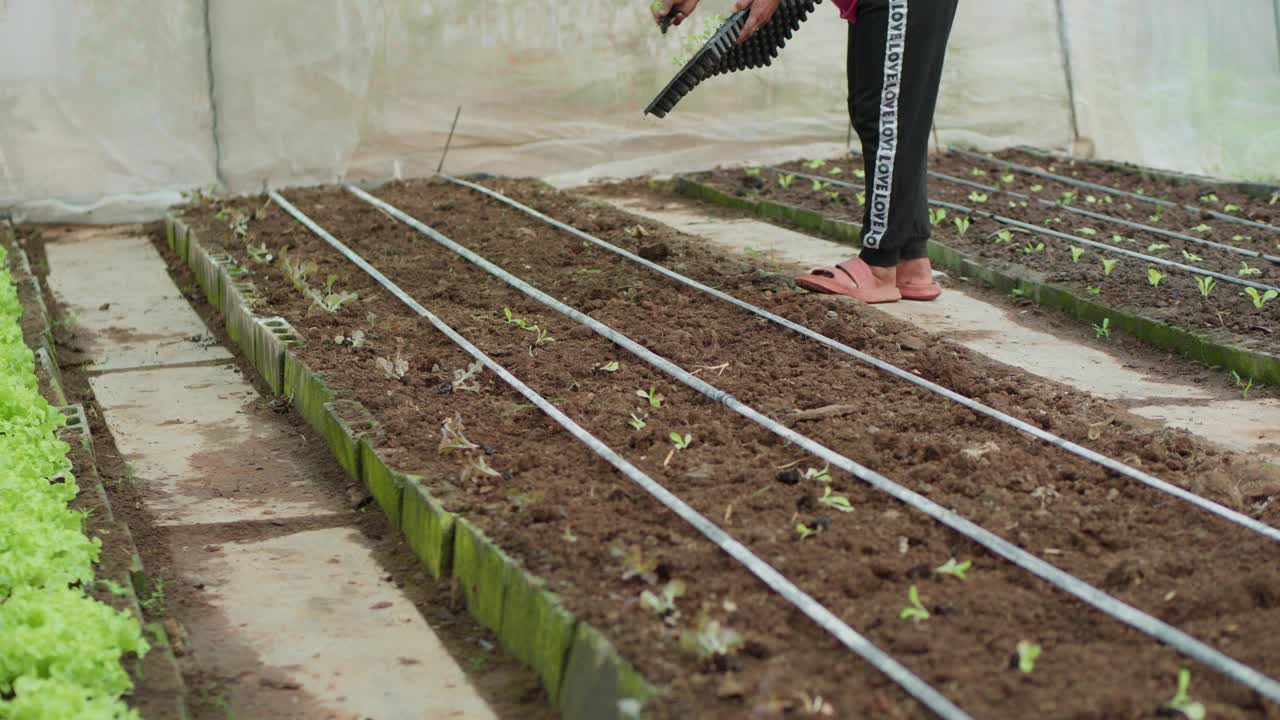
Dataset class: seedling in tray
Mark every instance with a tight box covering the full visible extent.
[899,585,930,623]
[1244,287,1278,308]
[933,558,972,581]
[1161,669,1206,720]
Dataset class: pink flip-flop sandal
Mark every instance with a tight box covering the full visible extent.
[794,258,901,303]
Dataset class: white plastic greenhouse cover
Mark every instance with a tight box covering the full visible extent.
[1,0,1277,223]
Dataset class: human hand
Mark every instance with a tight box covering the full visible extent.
[734,0,783,43]
[655,0,701,29]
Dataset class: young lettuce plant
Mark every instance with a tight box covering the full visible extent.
[452,360,484,392]
[308,275,359,313]
[627,413,647,431]
[928,208,947,227]
[899,585,930,622]
[1239,261,1262,276]
[439,413,479,454]
[804,159,827,170]
[636,386,663,409]
[743,167,762,177]
[1147,242,1170,252]
[640,580,686,625]
[1070,246,1086,263]
[954,217,971,238]
[1086,286,1102,295]
[1195,276,1216,298]
[969,167,987,177]
[1102,258,1119,277]
[778,174,795,189]
[246,242,273,264]
[803,464,833,484]
[1147,268,1165,287]
[1022,241,1046,255]
[375,338,409,382]
[1092,317,1112,339]
[811,179,827,193]
[795,522,817,540]
[1000,173,1016,184]
[827,166,844,176]
[817,486,853,513]
[933,558,972,580]
[680,614,745,664]
[1190,223,1212,234]
[1075,227,1097,236]
[1181,249,1203,264]
[1244,287,1278,308]
[994,230,1014,244]
[597,360,620,373]
[1013,641,1042,674]
[967,191,989,204]
[669,432,693,450]
[1163,669,1206,720]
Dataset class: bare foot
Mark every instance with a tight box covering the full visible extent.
[897,257,935,287]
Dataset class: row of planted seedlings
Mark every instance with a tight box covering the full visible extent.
[684,158,1279,387]
[0,235,152,719]
[177,180,1279,718]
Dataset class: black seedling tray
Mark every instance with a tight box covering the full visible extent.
[645,0,822,118]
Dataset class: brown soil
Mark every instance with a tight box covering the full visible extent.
[19,225,554,720]
[717,156,1278,348]
[177,180,1280,719]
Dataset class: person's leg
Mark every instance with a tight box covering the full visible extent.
[851,0,958,281]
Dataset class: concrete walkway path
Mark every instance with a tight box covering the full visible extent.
[602,196,1280,462]
[44,226,496,720]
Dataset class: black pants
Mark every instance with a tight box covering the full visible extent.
[849,0,958,267]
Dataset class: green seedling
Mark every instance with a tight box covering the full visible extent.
[856,191,866,206]
[853,168,865,179]
[1147,243,1170,252]
[954,217,971,238]
[1147,268,1165,287]
[246,242,273,264]
[452,360,484,392]
[1112,234,1134,244]
[1000,173,1016,184]
[680,615,744,662]
[1224,203,1241,213]
[1195,276,1216,298]
[817,486,853,513]
[672,14,727,65]
[995,230,1014,244]
[613,543,659,585]
[1014,641,1042,674]
[933,558,972,580]
[1086,286,1102,295]
[308,275,359,313]
[928,208,948,227]
[811,179,827,193]
[279,248,317,293]
[899,585,930,622]
[1075,227,1097,236]
[1163,669,1206,720]
[827,166,844,176]
[1009,288,1026,299]
[1181,250,1202,263]
[1023,241,1045,255]
[1008,200,1019,208]
[598,360,620,372]
[1085,194,1098,204]
[637,386,663,409]
[1244,287,1278,308]
[967,191,989,204]
[97,579,130,597]
[804,159,827,170]
[778,174,795,189]
[1190,223,1212,234]
[1060,190,1076,205]
[640,580,686,620]
[627,413,647,431]
[743,167,762,177]
[1093,317,1111,339]
[969,167,987,177]
[1029,184,1043,193]
[229,212,250,238]
[795,523,817,540]
[1239,261,1262,276]
[1102,258,1119,276]
[140,578,167,615]
[825,190,842,203]
[1070,246,1086,263]
[1200,193,1219,204]
[439,413,479,454]
[376,338,409,381]
[670,432,693,450]
[803,464,833,483]
[1149,208,1164,223]
[1232,371,1254,399]
[532,326,555,347]
[1232,234,1252,242]
[461,454,501,484]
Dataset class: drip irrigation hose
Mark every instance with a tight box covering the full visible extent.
[950,146,1280,236]
[268,191,970,720]
[347,184,1280,703]
[441,174,1280,545]
[768,166,1280,295]
[883,155,1280,264]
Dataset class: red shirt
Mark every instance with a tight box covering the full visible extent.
[832,0,858,21]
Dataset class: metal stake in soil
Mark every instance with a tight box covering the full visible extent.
[436,106,462,176]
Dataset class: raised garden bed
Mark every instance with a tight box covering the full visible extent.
[684,150,1279,386]
[167,180,1280,718]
